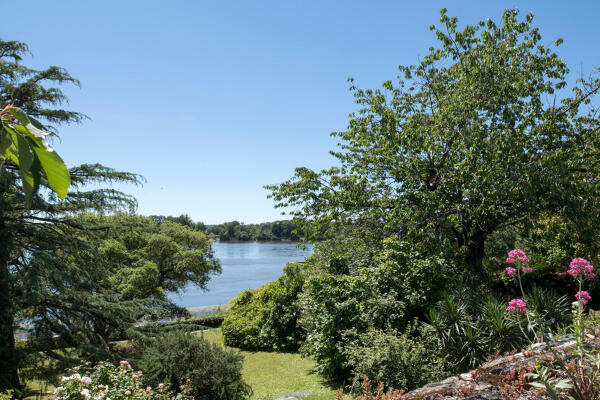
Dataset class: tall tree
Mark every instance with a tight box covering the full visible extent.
[0,39,218,394]
[268,9,600,277]
[0,38,93,393]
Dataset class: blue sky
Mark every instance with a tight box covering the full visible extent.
[6,1,600,223]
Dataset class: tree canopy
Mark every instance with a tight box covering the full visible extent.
[268,9,600,277]
[76,213,220,300]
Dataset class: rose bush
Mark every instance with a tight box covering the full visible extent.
[54,361,193,400]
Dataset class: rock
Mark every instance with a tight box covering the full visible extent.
[271,390,311,400]
[404,338,595,400]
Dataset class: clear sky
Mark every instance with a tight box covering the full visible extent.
[6,1,600,224]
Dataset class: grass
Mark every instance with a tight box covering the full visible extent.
[200,329,338,400]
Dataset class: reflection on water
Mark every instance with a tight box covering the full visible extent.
[168,242,313,307]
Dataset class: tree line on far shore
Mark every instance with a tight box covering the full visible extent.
[150,215,305,241]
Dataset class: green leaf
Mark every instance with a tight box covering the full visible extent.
[0,128,13,157]
[528,382,546,389]
[15,131,34,171]
[554,379,573,389]
[544,383,559,400]
[8,107,31,126]
[19,162,35,202]
[14,132,37,202]
[30,145,70,200]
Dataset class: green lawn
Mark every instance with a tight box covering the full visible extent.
[200,329,338,400]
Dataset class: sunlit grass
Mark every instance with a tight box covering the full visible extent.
[200,329,338,400]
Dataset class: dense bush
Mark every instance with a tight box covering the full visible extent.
[138,331,252,400]
[221,263,305,351]
[299,236,453,381]
[344,325,447,393]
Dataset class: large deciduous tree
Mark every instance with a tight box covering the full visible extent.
[75,213,220,301]
[268,9,600,277]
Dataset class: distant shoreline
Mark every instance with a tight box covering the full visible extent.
[213,239,304,243]
[187,304,230,316]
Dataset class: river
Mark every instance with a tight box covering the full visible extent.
[168,241,314,308]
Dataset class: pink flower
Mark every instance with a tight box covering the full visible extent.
[119,360,131,369]
[567,258,595,277]
[584,272,596,279]
[132,374,138,379]
[505,267,517,275]
[146,387,151,392]
[137,370,143,375]
[158,383,164,389]
[521,267,533,273]
[575,291,592,305]
[507,249,530,264]
[506,298,528,313]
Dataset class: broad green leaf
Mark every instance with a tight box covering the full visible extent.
[15,130,34,171]
[12,132,38,202]
[0,128,13,156]
[8,107,31,126]
[30,144,70,200]
[19,161,35,202]
[2,126,20,165]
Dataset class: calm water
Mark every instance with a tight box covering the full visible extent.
[168,242,313,308]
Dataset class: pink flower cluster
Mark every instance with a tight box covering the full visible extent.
[575,291,592,305]
[506,298,528,313]
[567,258,596,279]
[506,249,530,264]
[505,250,533,275]
[119,360,131,369]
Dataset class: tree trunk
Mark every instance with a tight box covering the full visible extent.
[0,246,20,392]
[465,236,486,279]
[0,171,20,392]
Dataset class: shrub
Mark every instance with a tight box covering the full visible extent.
[221,262,305,351]
[53,361,194,400]
[138,331,251,400]
[424,283,571,373]
[424,290,527,372]
[344,325,447,393]
[300,236,453,381]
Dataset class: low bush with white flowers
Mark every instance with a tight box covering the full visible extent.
[54,361,194,400]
